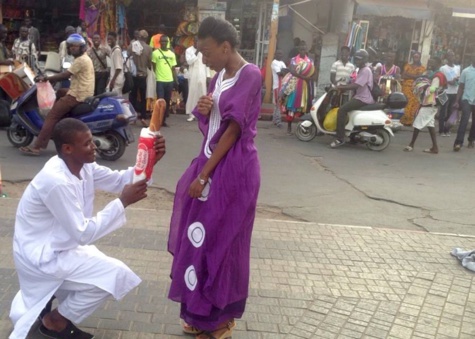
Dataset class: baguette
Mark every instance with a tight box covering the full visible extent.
[149,98,166,132]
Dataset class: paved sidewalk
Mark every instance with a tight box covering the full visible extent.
[1,197,475,339]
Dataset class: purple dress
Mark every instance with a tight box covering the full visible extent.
[168,63,261,330]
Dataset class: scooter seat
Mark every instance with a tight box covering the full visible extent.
[69,102,95,117]
[358,103,386,111]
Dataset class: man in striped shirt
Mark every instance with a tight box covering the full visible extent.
[331,46,355,104]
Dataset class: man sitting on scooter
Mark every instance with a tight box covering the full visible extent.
[331,49,375,148]
[20,33,94,156]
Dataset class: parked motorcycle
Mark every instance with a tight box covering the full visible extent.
[295,88,407,151]
[7,83,137,161]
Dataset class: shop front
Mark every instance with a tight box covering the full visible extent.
[350,0,434,67]
[430,1,475,68]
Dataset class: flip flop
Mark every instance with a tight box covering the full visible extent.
[403,146,413,152]
[19,146,40,156]
[423,148,438,154]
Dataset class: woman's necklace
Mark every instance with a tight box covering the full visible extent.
[224,58,246,80]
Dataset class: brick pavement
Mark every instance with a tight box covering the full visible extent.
[1,197,475,339]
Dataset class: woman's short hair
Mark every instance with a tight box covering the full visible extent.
[197,17,239,48]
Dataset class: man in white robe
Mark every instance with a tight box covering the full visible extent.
[185,39,209,122]
[9,118,166,339]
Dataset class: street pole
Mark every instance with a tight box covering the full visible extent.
[263,0,280,104]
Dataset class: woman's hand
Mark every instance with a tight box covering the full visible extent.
[197,94,213,116]
[189,178,205,198]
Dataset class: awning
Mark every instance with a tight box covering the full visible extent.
[453,7,475,18]
[355,0,433,20]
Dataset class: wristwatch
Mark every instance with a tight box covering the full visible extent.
[198,175,207,185]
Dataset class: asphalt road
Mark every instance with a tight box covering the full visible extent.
[1,114,474,234]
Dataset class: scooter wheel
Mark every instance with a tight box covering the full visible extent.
[7,124,34,148]
[366,129,391,151]
[295,122,317,142]
[98,130,126,161]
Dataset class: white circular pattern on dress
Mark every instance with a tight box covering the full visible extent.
[187,222,205,248]
[185,265,197,291]
[198,178,212,202]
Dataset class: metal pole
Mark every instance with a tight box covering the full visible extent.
[263,0,280,104]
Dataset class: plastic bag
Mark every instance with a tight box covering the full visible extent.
[37,81,56,116]
[323,107,338,131]
[446,107,459,128]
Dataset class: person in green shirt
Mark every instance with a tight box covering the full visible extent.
[152,35,177,127]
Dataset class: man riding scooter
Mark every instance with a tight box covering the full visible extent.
[20,33,95,156]
[331,49,375,148]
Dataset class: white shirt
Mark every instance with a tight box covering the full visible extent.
[13,156,134,264]
[185,46,209,114]
[331,60,355,85]
[440,64,460,95]
[271,59,287,90]
[10,156,140,339]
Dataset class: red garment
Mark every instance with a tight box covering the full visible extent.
[150,34,164,49]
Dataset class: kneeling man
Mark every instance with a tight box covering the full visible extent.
[9,118,166,339]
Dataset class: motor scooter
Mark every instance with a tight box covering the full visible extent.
[7,78,137,161]
[295,88,407,151]
[378,75,404,131]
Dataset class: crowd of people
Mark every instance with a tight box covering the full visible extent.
[8,16,261,339]
[0,18,210,156]
[269,40,475,153]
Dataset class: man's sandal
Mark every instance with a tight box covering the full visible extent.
[19,146,40,156]
[182,321,203,335]
[196,321,236,339]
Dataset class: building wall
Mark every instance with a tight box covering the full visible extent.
[290,0,331,48]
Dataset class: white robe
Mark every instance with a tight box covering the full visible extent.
[185,46,208,115]
[9,156,141,339]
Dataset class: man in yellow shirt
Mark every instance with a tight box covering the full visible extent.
[20,34,94,156]
[152,35,177,127]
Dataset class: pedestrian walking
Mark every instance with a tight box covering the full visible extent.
[185,37,208,122]
[24,18,40,53]
[11,26,37,68]
[128,29,152,126]
[404,57,446,154]
[453,55,475,151]
[87,33,110,96]
[271,49,287,127]
[107,31,125,96]
[439,50,460,136]
[152,35,177,127]
[400,52,426,126]
[9,118,166,339]
[167,16,261,339]
[280,41,315,135]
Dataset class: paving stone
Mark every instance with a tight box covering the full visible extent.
[2,204,475,338]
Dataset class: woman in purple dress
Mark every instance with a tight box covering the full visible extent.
[167,17,261,339]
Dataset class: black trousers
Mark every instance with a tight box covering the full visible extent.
[130,76,147,120]
[94,72,109,96]
[336,99,367,140]
[439,93,458,134]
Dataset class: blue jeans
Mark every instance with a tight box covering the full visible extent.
[156,81,174,123]
[454,100,475,146]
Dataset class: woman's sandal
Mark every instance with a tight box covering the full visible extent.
[196,320,236,339]
[182,321,203,335]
